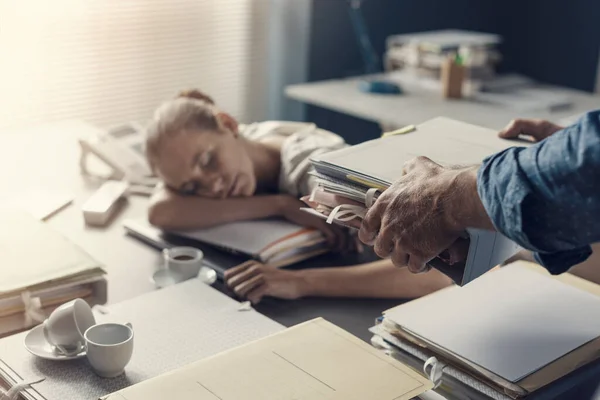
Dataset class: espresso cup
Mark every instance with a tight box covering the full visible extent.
[162,247,204,282]
[42,298,96,356]
[85,322,134,378]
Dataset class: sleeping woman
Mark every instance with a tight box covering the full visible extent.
[145,89,453,304]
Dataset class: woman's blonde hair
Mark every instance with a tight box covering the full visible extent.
[145,89,221,169]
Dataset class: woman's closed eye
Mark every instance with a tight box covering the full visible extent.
[180,180,201,195]
[198,150,214,169]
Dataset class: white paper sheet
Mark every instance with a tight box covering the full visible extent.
[385,265,600,382]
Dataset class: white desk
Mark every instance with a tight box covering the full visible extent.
[286,74,600,130]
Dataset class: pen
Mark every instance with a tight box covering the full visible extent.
[381,124,416,138]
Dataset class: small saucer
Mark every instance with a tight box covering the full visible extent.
[24,325,86,361]
[151,267,217,289]
[151,269,186,289]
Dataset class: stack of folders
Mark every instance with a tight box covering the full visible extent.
[370,263,600,400]
[303,117,523,285]
[0,206,106,337]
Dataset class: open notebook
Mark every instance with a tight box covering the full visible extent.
[307,117,524,285]
[125,218,328,269]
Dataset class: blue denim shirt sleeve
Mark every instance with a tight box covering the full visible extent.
[477,110,600,274]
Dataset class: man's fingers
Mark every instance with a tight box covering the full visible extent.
[373,226,394,258]
[359,202,384,245]
[407,254,429,274]
[402,156,438,175]
[498,118,559,141]
[390,242,409,268]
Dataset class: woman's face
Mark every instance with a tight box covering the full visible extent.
[153,128,257,198]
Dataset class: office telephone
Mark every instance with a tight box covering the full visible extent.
[78,122,158,187]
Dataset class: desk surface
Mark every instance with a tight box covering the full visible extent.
[0,120,399,341]
[286,74,600,130]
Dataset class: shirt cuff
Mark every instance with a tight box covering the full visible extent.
[533,246,593,275]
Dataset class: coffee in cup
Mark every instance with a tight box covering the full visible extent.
[162,247,204,282]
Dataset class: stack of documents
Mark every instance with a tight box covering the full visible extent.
[370,263,600,399]
[303,117,523,285]
[0,206,106,337]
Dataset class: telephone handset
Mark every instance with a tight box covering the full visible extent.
[79,122,158,187]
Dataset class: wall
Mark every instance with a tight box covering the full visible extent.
[265,0,312,122]
[303,0,600,143]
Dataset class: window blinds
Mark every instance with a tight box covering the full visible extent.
[0,0,271,132]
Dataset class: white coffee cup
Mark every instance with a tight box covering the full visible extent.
[42,298,96,356]
[162,247,204,282]
[85,322,134,378]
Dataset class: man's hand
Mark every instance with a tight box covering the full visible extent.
[358,156,493,273]
[499,118,563,142]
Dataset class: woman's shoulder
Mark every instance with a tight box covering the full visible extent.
[240,121,345,145]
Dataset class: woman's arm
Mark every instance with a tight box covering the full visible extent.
[148,187,348,250]
[148,186,288,230]
[224,259,453,304]
[299,259,453,299]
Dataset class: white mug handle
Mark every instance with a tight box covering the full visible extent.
[42,320,82,357]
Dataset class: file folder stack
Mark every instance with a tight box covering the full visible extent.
[303,117,522,285]
[370,263,600,399]
[0,206,106,337]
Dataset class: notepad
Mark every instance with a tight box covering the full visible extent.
[385,265,600,383]
[105,318,432,400]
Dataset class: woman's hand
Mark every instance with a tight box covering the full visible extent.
[278,195,351,252]
[498,119,563,142]
[224,261,307,304]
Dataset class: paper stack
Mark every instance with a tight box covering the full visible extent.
[302,117,522,285]
[370,263,600,399]
[0,206,106,337]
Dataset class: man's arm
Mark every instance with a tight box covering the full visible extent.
[477,110,600,274]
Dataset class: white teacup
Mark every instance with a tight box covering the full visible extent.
[162,246,204,282]
[42,299,95,356]
[85,322,134,378]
